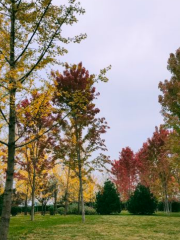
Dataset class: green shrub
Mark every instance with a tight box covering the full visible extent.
[127,184,157,215]
[27,206,31,214]
[11,206,19,216]
[58,207,65,215]
[121,202,127,210]
[84,206,96,215]
[158,202,164,211]
[95,180,121,215]
[67,203,78,214]
[0,193,4,216]
[49,206,54,215]
[67,203,96,215]
[171,201,180,212]
[158,201,180,212]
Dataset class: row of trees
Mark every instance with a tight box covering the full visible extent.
[0,62,110,222]
[112,48,180,212]
[1,164,97,216]
[0,1,111,239]
[111,127,180,212]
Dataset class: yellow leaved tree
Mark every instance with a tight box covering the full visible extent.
[51,164,97,214]
[0,1,86,237]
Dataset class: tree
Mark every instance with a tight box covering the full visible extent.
[111,147,138,201]
[36,177,55,216]
[159,48,180,132]
[0,1,86,238]
[159,49,180,206]
[95,180,121,215]
[16,91,57,221]
[52,62,110,222]
[127,184,157,215]
[136,126,173,213]
[14,175,30,216]
[50,164,98,215]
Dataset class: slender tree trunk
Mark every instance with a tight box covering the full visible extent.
[0,111,16,239]
[0,1,16,239]
[77,143,85,222]
[54,188,57,215]
[31,169,36,221]
[78,184,81,214]
[163,182,170,214]
[64,166,71,215]
[41,201,44,215]
[75,121,85,222]
[79,164,85,222]
[24,194,28,216]
[44,203,46,215]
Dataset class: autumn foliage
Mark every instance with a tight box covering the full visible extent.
[111,147,138,201]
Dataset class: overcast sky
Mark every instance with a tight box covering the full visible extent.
[53,0,180,160]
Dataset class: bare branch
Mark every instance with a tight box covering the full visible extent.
[0,82,8,90]
[0,106,8,124]
[15,127,27,143]
[19,30,58,83]
[0,49,10,64]
[0,2,10,12]
[14,0,52,64]
[16,0,22,9]
[18,10,70,84]
[0,139,8,146]
[0,11,10,17]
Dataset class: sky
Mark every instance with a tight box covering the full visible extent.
[53,0,180,160]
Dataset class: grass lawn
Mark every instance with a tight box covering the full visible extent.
[8,211,180,240]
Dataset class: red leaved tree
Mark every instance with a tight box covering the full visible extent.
[52,62,110,222]
[137,126,172,213]
[111,147,138,201]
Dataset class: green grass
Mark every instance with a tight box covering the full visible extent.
[8,211,180,240]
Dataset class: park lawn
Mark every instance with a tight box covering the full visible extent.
[8,211,180,240]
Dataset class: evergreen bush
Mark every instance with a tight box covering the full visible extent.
[127,184,157,215]
[49,206,54,215]
[171,201,180,212]
[11,206,19,216]
[95,180,121,215]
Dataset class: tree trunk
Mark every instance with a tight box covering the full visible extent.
[41,201,44,215]
[31,169,36,221]
[0,90,16,239]
[78,184,81,214]
[77,145,85,222]
[44,203,46,215]
[64,166,71,215]
[163,182,170,214]
[75,121,85,222]
[54,188,57,215]
[0,1,16,238]
[79,165,85,222]
[24,195,28,216]
[0,125,16,239]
